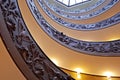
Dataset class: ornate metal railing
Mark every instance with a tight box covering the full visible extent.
[27,0,120,56]
[37,0,120,30]
[41,0,119,20]
[44,0,105,13]
[0,0,75,80]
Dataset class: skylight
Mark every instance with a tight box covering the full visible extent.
[56,0,90,7]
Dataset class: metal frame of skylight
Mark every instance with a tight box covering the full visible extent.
[56,0,91,7]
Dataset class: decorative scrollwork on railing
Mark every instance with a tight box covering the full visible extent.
[27,0,120,56]
[41,0,119,20]
[45,0,105,13]
[0,0,75,80]
[37,0,120,30]
[43,0,105,19]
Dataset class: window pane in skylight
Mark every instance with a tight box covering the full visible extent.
[56,0,89,6]
[70,0,75,6]
[63,0,69,5]
[76,0,82,3]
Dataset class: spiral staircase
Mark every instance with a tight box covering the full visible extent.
[0,0,120,80]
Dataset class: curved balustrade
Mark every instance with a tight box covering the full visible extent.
[0,0,75,80]
[41,0,119,20]
[45,0,105,13]
[27,0,120,56]
[33,0,120,30]
[43,0,105,19]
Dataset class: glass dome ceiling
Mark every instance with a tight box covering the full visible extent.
[56,0,90,7]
